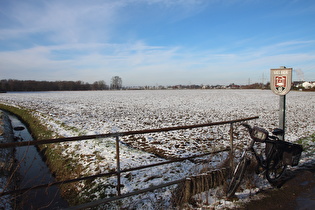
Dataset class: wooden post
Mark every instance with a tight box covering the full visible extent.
[184,178,191,203]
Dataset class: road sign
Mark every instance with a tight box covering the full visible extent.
[270,66,292,140]
[270,67,292,95]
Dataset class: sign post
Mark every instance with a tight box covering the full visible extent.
[270,66,292,140]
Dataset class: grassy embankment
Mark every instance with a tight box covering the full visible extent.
[0,103,83,205]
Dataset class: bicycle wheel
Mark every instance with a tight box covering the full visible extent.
[266,150,286,183]
[226,155,249,198]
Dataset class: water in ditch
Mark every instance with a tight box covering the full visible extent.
[7,112,68,209]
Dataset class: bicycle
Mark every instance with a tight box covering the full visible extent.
[226,123,303,198]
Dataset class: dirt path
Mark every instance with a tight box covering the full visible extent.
[239,162,315,210]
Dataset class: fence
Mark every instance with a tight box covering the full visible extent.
[0,116,258,209]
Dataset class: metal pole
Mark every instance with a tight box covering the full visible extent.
[229,123,234,171]
[115,136,121,196]
[279,95,286,140]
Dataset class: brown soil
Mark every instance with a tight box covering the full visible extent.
[239,163,315,210]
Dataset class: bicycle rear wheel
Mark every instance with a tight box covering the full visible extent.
[266,149,286,183]
[226,156,249,198]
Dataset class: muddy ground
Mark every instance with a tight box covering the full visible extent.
[239,162,315,210]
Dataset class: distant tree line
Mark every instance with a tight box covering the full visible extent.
[3,78,312,92]
[0,79,110,91]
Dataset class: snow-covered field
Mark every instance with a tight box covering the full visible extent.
[0,89,314,209]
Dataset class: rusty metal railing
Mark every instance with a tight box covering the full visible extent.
[0,116,259,149]
[0,116,259,208]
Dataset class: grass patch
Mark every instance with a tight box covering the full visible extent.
[296,133,315,145]
[296,133,315,156]
[0,103,54,139]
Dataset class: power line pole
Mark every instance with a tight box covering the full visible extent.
[260,72,267,89]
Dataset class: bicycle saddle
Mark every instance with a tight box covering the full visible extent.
[272,128,284,136]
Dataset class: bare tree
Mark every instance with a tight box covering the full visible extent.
[110,76,122,90]
[92,80,107,90]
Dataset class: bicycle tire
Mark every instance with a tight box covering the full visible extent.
[226,156,249,198]
[266,149,286,183]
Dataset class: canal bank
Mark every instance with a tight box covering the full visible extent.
[0,110,68,209]
[0,110,16,209]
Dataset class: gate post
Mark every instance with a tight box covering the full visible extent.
[229,123,234,171]
[115,135,121,196]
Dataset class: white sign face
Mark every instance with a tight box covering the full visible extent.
[270,68,292,95]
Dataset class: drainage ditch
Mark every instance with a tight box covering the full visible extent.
[6,112,68,209]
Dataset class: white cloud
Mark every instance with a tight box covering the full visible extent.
[1,39,314,84]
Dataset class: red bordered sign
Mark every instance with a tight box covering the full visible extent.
[270,68,292,95]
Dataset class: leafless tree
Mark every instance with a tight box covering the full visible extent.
[92,80,107,90]
[110,76,122,90]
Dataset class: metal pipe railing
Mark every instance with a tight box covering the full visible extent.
[0,116,259,149]
[1,116,259,208]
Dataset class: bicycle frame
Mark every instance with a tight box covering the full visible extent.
[242,123,285,169]
[226,124,288,198]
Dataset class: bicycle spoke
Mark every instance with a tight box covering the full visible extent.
[266,152,286,183]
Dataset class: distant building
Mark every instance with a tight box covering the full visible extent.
[302,81,315,89]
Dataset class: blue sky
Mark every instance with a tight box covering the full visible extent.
[1,0,314,86]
